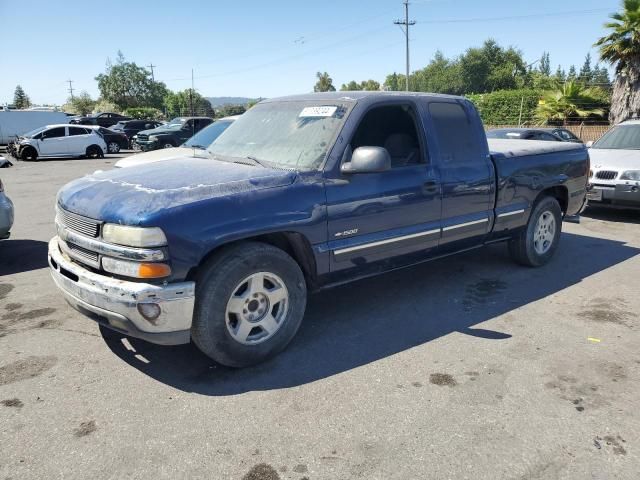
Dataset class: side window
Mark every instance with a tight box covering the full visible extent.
[350,104,424,168]
[43,127,66,139]
[428,102,480,163]
[540,133,560,141]
[69,127,88,136]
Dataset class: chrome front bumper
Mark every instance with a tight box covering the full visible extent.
[48,237,195,345]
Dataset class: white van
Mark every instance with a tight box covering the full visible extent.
[0,110,69,144]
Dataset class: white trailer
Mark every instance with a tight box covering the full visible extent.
[0,110,69,144]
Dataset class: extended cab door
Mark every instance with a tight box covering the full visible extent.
[38,126,68,156]
[425,100,495,250]
[325,101,442,273]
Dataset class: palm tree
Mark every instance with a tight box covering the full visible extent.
[595,0,640,123]
[535,81,606,125]
[313,72,336,92]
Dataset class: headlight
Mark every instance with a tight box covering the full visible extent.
[148,135,158,142]
[102,224,167,247]
[620,170,640,181]
[102,257,171,279]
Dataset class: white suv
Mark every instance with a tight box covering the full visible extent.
[10,124,107,161]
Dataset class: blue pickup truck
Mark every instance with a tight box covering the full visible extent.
[49,92,589,367]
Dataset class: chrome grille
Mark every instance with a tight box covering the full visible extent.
[67,242,99,264]
[58,208,100,238]
[595,170,618,180]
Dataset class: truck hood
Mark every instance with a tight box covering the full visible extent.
[58,157,297,223]
[589,148,640,171]
[114,147,208,168]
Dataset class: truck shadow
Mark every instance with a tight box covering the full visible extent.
[102,232,639,396]
[583,206,640,225]
[0,239,49,276]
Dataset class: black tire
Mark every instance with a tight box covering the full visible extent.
[20,146,38,161]
[509,195,562,267]
[86,145,104,159]
[162,142,175,149]
[191,242,307,368]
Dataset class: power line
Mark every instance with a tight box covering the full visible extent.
[394,1,416,92]
[415,8,611,24]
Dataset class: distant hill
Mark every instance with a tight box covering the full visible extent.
[206,97,255,107]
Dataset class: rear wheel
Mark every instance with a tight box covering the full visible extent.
[107,141,121,153]
[86,145,104,159]
[20,146,38,161]
[162,142,174,149]
[191,242,307,367]
[509,196,562,267]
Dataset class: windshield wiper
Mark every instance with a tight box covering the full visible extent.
[235,155,269,168]
[188,144,207,150]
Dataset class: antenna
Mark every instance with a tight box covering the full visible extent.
[394,1,416,91]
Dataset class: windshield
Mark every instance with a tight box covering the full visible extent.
[593,125,640,150]
[22,126,47,138]
[207,102,350,169]
[487,130,523,139]
[184,120,233,148]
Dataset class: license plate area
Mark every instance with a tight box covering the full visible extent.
[587,188,603,201]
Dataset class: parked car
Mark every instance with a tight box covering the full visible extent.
[0,109,69,144]
[0,176,14,240]
[8,125,107,161]
[114,116,238,168]
[89,126,129,153]
[70,112,131,128]
[133,117,214,151]
[587,119,640,209]
[487,127,582,143]
[49,92,588,367]
[110,120,164,147]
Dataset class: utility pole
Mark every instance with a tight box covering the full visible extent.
[189,69,194,116]
[67,79,75,100]
[394,1,415,92]
[147,63,156,82]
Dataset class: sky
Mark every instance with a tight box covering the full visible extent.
[0,0,622,105]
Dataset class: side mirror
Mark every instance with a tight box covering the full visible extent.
[145,124,152,129]
[341,146,391,174]
[585,141,593,148]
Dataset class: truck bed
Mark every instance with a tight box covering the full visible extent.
[488,138,585,158]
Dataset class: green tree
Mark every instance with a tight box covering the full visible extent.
[384,73,401,91]
[467,89,543,125]
[13,85,31,109]
[535,80,606,125]
[554,65,567,83]
[313,72,336,92]
[458,39,526,93]
[579,53,593,83]
[539,52,551,76]
[592,65,612,87]
[595,0,640,122]
[567,65,577,81]
[340,80,362,91]
[95,51,168,110]
[360,79,380,91]
[65,91,96,115]
[163,89,214,118]
[410,51,463,94]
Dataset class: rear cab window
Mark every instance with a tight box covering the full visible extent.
[428,101,484,164]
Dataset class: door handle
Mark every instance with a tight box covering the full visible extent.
[423,180,439,194]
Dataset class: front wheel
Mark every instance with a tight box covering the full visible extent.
[20,146,38,161]
[509,196,562,267]
[191,242,307,367]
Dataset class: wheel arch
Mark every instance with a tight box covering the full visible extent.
[535,185,568,214]
[187,231,318,288]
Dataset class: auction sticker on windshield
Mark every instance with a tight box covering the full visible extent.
[299,106,338,118]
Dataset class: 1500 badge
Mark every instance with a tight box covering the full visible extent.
[334,229,358,237]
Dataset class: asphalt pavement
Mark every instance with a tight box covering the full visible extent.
[0,154,639,479]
